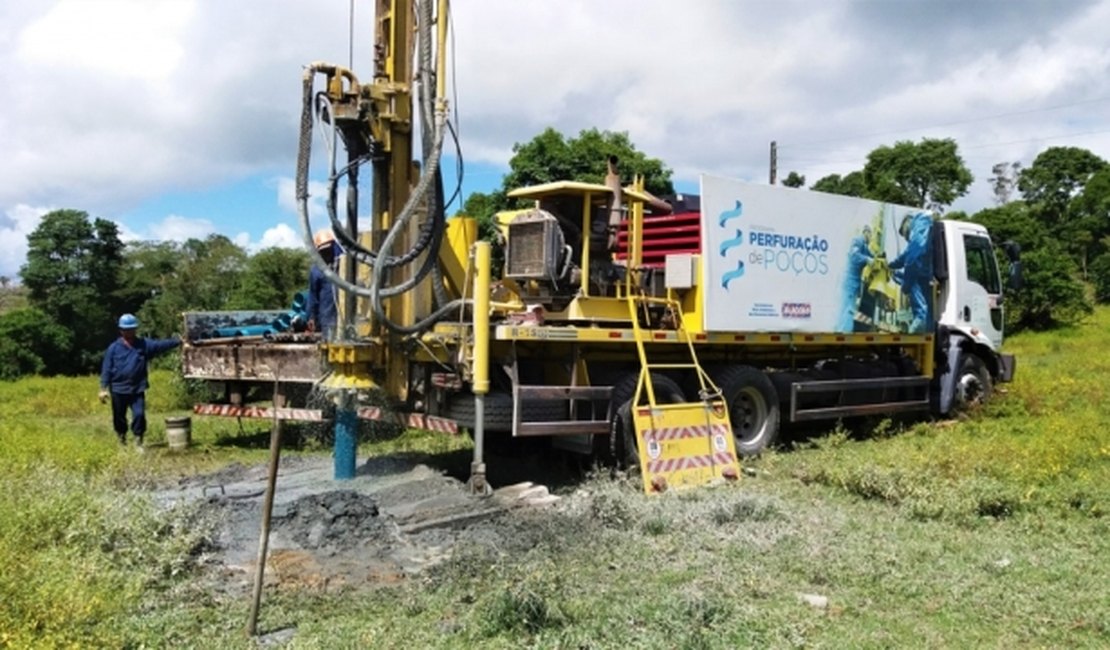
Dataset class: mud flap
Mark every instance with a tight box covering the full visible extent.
[937,339,964,416]
[998,353,1016,383]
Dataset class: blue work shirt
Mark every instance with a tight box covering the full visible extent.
[889,212,933,275]
[306,263,338,336]
[100,336,180,394]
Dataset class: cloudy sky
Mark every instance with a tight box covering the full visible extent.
[2,0,1109,278]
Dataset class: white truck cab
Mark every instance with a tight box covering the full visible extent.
[934,219,1020,413]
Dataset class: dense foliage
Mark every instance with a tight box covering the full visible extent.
[7,212,311,379]
[19,210,125,373]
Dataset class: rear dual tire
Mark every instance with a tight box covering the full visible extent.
[710,366,780,457]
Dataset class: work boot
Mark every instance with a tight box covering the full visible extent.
[117,434,127,447]
[135,437,145,453]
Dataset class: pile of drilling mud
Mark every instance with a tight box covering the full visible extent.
[158,455,560,592]
[275,490,383,550]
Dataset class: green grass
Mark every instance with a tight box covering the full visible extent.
[1,312,1109,648]
[781,307,1110,521]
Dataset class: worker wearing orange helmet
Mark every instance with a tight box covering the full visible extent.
[306,229,340,338]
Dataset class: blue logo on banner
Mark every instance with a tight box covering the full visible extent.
[719,229,743,257]
[718,200,743,227]
[721,259,746,289]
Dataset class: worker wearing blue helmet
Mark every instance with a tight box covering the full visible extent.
[99,314,181,449]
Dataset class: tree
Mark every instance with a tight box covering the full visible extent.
[1090,253,1110,304]
[1064,166,1110,276]
[862,138,973,211]
[501,127,673,199]
[1018,147,1107,222]
[134,235,248,337]
[0,308,72,380]
[227,247,311,309]
[782,171,805,188]
[971,203,1091,331]
[19,209,124,373]
[811,171,866,197]
[990,161,1022,205]
[117,241,182,319]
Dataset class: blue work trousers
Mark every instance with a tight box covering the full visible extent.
[905,278,931,333]
[111,392,146,442]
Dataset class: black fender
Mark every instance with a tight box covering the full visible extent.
[935,328,1005,414]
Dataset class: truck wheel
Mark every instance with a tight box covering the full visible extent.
[954,354,993,411]
[711,366,780,457]
[608,373,686,470]
[447,391,567,432]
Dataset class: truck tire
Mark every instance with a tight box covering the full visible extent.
[954,353,993,412]
[608,373,686,470]
[711,365,780,457]
[446,391,567,432]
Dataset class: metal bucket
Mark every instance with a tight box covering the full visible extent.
[165,416,192,451]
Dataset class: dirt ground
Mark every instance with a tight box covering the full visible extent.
[154,454,564,594]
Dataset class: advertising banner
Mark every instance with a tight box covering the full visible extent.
[700,174,934,334]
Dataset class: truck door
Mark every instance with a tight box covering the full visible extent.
[957,232,1004,349]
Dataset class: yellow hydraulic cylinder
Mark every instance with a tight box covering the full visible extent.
[473,240,491,395]
[468,240,492,495]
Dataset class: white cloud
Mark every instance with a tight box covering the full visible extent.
[276,177,328,223]
[17,0,194,80]
[0,204,52,278]
[146,214,216,242]
[256,223,303,250]
[1,0,1109,285]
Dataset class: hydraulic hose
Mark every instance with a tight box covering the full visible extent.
[367,0,454,329]
[296,2,464,335]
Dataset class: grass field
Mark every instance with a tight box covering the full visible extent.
[1,310,1108,648]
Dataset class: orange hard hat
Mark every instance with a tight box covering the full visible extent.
[313,229,336,250]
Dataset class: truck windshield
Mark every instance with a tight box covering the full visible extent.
[964,234,1001,294]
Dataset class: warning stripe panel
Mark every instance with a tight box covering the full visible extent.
[647,451,736,474]
[643,423,733,442]
[356,407,459,434]
[194,403,457,434]
[192,404,324,421]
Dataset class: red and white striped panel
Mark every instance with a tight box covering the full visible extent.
[642,422,732,443]
[356,407,458,434]
[646,451,736,475]
[431,373,463,389]
[406,414,459,434]
[192,404,325,421]
[356,406,383,420]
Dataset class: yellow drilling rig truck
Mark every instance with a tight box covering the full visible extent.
[182,0,1021,493]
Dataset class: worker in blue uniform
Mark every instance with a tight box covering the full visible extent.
[98,314,181,449]
[888,212,934,333]
[306,229,340,339]
[837,226,874,332]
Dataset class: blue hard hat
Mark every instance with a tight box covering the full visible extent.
[118,313,139,329]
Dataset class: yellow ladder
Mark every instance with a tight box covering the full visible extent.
[623,289,741,493]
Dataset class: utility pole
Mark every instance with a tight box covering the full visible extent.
[769,141,777,185]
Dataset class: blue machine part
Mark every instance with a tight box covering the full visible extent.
[211,291,309,338]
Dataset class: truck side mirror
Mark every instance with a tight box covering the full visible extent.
[1001,241,1023,291]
